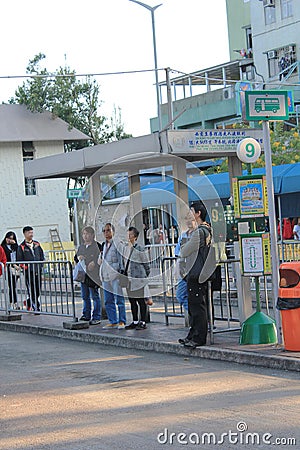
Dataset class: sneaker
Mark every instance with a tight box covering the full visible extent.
[125,322,138,330]
[184,340,206,349]
[102,323,118,329]
[118,321,126,329]
[79,315,90,322]
[135,321,147,330]
[178,338,190,345]
[89,320,101,325]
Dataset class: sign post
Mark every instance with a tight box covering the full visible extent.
[67,189,83,247]
[263,121,281,335]
[242,91,289,342]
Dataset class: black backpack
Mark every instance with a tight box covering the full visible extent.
[187,226,217,284]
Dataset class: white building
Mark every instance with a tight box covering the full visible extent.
[0,104,89,247]
[250,0,299,94]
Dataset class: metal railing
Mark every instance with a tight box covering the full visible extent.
[0,262,7,312]
[161,257,241,340]
[1,261,77,320]
[45,249,76,263]
[278,240,300,262]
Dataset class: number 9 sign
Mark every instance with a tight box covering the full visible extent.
[236,138,261,163]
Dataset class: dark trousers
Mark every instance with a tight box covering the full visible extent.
[25,271,41,310]
[186,278,208,345]
[127,287,147,322]
[7,270,18,304]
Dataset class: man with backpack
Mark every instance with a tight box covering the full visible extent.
[178,202,214,349]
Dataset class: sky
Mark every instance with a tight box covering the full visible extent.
[1,0,229,136]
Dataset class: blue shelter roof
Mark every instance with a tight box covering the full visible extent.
[140,163,300,206]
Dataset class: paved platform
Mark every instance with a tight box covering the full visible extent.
[0,303,299,373]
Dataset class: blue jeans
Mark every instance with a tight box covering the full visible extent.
[80,283,101,321]
[102,279,126,324]
[176,278,188,312]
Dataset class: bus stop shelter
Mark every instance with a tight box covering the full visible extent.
[25,128,263,234]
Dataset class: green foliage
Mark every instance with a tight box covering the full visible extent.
[9,53,131,148]
[204,121,300,175]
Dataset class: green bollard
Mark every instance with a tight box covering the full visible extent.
[239,277,278,345]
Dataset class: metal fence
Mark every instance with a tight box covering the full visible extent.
[0,261,76,320]
[279,241,300,262]
[161,257,241,341]
[45,249,76,262]
[0,262,7,312]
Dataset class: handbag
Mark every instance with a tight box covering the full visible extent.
[73,260,86,282]
[119,247,134,289]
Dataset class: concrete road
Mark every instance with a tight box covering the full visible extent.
[0,331,299,450]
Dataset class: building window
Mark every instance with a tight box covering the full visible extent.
[22,142,37,196]
[245,26,253,55]
[264,5,276,25]
[281,0,293,19]
[266,44,297,79]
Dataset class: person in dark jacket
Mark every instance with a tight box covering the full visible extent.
[1,231,20,308]
[124,227,150,330]
[178,202,213,349]
[17,226,44,312]
[75,226,102,325]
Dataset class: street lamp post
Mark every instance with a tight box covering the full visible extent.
[129,0,162,131]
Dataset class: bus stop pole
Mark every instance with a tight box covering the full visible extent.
[262,120,281,341]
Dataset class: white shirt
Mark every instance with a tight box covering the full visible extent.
[293,224,300,240]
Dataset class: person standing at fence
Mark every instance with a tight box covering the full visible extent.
[99,223,126,329]
[125,227,150,330]
[178,202,213,349]
[175,213,197,313]
[75,226,102,325]
[293,217,300,240]
[0,243,7,276]
[1,232,20,308]
[17,226,44,312]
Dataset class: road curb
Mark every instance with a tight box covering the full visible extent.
[0,320,299,372]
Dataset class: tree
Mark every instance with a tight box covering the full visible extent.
[9,53,131,148]
[207,121,300,174]
[9,53,132,236]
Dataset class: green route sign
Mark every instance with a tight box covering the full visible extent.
[245,90,289,121]
[67,188,83,199]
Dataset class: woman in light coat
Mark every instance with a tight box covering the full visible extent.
[124,227,150,330]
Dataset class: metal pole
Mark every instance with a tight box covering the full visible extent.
[278,195,284,262]
[165,67,174,129]
[129,1,162,131]
[262,121,281,339]
[74,198,80,247]
[151,8,162,131]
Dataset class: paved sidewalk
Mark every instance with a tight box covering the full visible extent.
[0,302,299,373]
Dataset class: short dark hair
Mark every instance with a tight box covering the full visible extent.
[82,226,95,236]
[128,226,139,238]
[190,202,207,220]
[103,223,115,232]
[23,226,33,234]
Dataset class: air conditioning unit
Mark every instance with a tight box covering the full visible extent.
[223,87,233,100]
[267,50,277,59]
[263,0,275,7]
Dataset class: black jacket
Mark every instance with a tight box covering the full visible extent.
[1,242,18,262]
[17,240,44,271]
[75,241,101,288]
